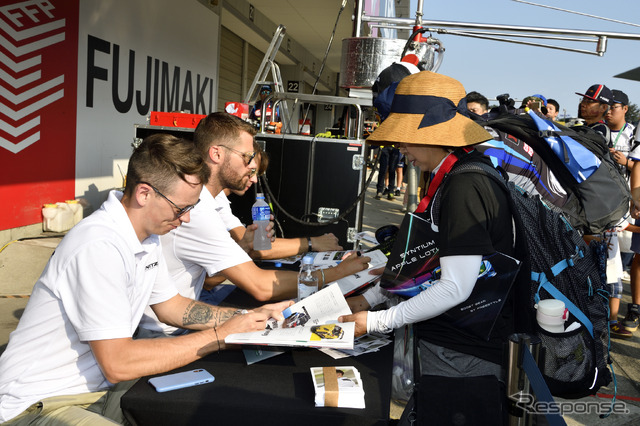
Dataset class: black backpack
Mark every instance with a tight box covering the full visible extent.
[476,113,630,235]
[436,158,612,399]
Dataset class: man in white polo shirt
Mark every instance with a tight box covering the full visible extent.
[137,113,371,337]
[0,134,290,424]
[215,141,343,259]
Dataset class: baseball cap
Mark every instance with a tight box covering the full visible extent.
[531,94,547,106]
[575,84,613,105]
[612,89,629,106]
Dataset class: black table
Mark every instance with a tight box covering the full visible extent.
[121,289,393,425]
[122,343,392,426]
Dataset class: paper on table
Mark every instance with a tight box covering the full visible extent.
[225,321,355,349]
[330,249,388,296]
[225,285,355,349]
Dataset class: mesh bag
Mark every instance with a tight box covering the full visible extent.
[536,323,597,396]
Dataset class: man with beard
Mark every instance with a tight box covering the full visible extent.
[137,113,371,337]
[215,142,342,259]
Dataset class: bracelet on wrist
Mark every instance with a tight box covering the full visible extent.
[307,236,313,252]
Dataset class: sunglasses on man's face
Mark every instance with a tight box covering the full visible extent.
[219,145,257,166]
[138,181,200,218]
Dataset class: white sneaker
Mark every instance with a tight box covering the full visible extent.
[622,271,631,284]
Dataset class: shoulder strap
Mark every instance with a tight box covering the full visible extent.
[521,345,568,426]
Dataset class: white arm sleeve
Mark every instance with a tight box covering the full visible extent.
[366,255,483,334]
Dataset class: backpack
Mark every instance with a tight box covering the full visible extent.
[475,112,631,235]
[436,158,612,399]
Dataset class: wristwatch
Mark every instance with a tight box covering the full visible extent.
[307,236,313,252]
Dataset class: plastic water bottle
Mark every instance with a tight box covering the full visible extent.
[251,193,271,251]
[297,255,318,301]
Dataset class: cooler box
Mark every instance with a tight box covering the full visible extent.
[149,111,206,128]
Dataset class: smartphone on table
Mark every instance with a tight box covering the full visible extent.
[148,368,215,392]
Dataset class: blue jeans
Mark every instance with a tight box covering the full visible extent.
[377,147,400,193]
[199,284,236,306]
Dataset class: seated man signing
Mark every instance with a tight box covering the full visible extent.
[0,134,290,424]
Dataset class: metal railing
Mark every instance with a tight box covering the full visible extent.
[355,1,640,57]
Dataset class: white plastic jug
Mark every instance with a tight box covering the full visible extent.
[56,202,75,231]
[42,203,59,232]
[65,200,83,225]
[535,299,568,333]
[42,202,75,232]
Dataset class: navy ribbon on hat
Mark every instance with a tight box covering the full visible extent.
[390,94,468,128]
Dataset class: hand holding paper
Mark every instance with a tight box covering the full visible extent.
[338,311,368,338]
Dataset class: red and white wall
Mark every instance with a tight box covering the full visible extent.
[1,0,220,231]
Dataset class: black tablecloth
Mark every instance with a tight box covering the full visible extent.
[122,344,392,426]
[122,289,392,425]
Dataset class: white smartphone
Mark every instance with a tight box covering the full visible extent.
[148,369,215,392]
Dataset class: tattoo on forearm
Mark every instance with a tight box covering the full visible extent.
[182,301,214,326]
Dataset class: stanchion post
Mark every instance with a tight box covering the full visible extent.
[506,333,542,426]
[406,164,418,212]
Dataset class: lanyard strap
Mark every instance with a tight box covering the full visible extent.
[612,122,627,149]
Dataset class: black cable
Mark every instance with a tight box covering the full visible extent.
[259,147,381,229]
[401,27,429,59]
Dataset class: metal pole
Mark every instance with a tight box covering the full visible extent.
[354,0,364,37]
[506,333,542,426]
[360,15,640,40]
[406,164,418,212]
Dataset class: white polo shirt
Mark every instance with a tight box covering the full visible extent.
[0,191,177,423]
[610,122,636,155]
[215,190,245,231]
[139,186,252,335]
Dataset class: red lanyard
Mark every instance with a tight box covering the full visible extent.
[415,148,471,213]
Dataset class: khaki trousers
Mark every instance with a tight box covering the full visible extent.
[5,380,137,426]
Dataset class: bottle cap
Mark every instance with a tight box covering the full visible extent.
[302,255,314,265]
[256,193,265,199]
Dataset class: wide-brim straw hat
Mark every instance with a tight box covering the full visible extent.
[367,71,492,147]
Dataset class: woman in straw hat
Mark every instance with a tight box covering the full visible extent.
[340,72,517,388]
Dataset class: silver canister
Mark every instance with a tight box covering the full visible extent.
[339,37,406,89]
